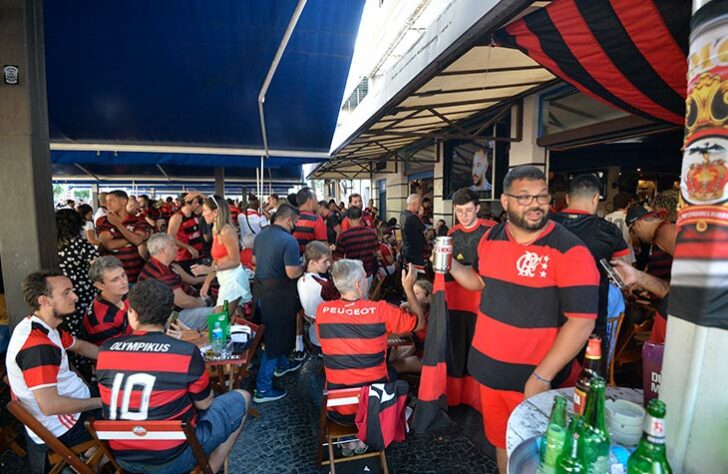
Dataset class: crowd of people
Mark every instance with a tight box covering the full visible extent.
[7,166,677,473]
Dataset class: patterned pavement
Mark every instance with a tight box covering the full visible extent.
[1,356,497,473]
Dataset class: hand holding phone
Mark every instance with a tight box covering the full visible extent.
[599,258,625,289]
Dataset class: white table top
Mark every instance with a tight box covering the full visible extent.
[506,386,643,457]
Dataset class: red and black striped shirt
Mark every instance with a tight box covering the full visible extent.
[292,211,327,253]
[82,296,132,346]
[97,215,150,283]
[139,257,196,309]
[96,331,211,465]
[174,212,204,262]
[316,299,416,391]
[469,221,599,392]
[334,226,380,276]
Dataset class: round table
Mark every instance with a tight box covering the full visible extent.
[506,386,643,457]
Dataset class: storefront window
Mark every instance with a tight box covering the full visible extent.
[540,88,629,137]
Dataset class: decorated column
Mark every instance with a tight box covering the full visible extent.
[661,0,728,471]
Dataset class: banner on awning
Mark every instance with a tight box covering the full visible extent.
[496,0,690,125]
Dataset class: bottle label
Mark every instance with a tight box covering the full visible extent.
[573,388,587,416]
[644,415,666,444]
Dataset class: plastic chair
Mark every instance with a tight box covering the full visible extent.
[86,419,213,474]
[6,400,103,474]
[318,387,388,474]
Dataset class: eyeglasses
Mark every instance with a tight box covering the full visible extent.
[504,193,551,206]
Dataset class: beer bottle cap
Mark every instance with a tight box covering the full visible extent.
[586,335,602,358]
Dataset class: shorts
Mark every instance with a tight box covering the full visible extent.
[479,385,524,449]
[117,391,247,474]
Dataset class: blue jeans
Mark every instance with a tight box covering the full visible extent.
[255,351,289,393]
[117,391,247,474]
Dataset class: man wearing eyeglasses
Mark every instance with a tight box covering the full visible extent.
[448,165,599,474]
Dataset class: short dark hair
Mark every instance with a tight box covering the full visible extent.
[108,189,129,201]
[128,279,174,327]
[273,203,299,223]
[296,187,315,206]
[329,199,337,206]
[269,193,279,201]
[503,165,546,192]
[568,173,602,198]
[287,193,298,206]
[318,200,328,208]
[452,188,480,207]
[613,192,634,210]
[247,196,260,210]
[22,270,65,310]
[348,193,361,204]
[347,206,363,220]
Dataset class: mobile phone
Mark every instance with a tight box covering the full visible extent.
[599,258,625,289]
[165,311,180,332]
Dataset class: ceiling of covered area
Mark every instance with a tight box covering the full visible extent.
[43,0,365,169]
[310,0,556,179]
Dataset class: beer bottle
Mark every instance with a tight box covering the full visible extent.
[538,396,568,474]
[555,416,586,474]
[582,376,610,473]
[627,399,672,474]
[573,335,602,416]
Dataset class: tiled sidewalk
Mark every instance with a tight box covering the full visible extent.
[1,356,497,473]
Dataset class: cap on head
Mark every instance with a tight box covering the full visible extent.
[626,205,650,227]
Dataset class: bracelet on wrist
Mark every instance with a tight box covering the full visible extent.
[532,371,552,385]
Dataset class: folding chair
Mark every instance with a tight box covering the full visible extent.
[86,419,213,474]
[605,312,625,386]
[318,387,388,474]
[6,400,103,474]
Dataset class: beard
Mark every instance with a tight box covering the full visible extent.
[508,206,549,231]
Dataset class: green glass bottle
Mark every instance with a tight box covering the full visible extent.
[627,399,672,474]
[538,396,569,474]
[556,417,586,474]
[582,376,610,474]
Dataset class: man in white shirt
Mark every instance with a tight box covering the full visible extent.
[296,242,336,351]
[93,192,108,225]
[238,196,268,239]
[6,271,101,472]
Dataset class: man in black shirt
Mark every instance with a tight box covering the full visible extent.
[401,194,426,268]
[551,174,630,358]
[318,200,341,245]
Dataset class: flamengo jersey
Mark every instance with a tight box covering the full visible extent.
[292,210,327,253]
[96,331,211,465]
[175,212,204,262]
[316,299,416,390]
[5,315,90,444]
[82,296,132,346]
[97,215,150,283]
[448,218,496,267]
[470,221,599,392]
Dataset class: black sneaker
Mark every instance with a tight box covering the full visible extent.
[274,359,303,377]
[253,388,287,403]
[291,350,307,362]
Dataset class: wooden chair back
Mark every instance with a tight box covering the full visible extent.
[6,400,100,474]
[86,419,212,474]
[605,312,625,386]
[318,387,388,474]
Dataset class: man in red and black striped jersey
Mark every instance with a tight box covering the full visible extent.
[292,187,327,253]
[449,166,598,473]
[445,188,497,412]
[334,206,381,279]
[551,174,631,360]
[96,279,249,474]
[316,260,424,398]
[166,191,205,273]
[6,271,101,472]
[340,193,374,231]
[97,190,151,284]
[140,233,213,329]
[83,256,133,347]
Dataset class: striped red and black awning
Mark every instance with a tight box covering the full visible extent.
[496,0,691,125]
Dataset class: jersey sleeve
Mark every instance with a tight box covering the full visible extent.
[610,226,630,260]
[379,301,417,334]
[556,245,599,319]
[187,349,212,401]
[59,329,76,350]
[15,336,62,389]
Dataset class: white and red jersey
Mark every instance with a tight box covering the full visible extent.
[5,315,90,444]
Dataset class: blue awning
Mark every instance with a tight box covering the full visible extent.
[44,1,364,168]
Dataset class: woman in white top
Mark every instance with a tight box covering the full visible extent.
[77,204,100,246]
